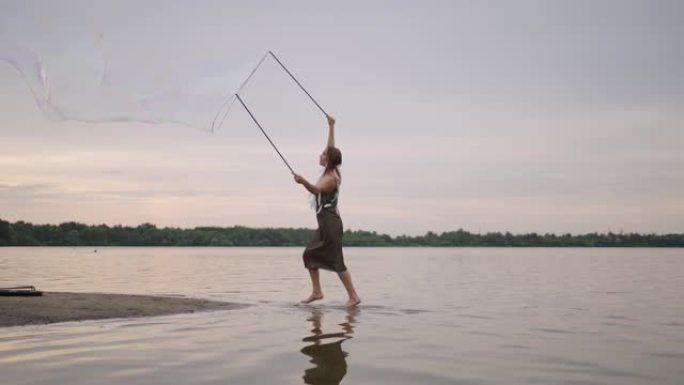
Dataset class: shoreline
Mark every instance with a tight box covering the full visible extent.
[0,292,247,327]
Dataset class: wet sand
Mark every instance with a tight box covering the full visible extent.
[0,292,246,327]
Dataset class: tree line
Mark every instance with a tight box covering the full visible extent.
[0,219,682,247]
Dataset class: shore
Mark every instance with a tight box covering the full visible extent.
[0,292,247,327]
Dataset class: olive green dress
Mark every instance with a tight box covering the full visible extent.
[303,187,346,272]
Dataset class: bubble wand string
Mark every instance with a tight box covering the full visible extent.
[210,51,270,132]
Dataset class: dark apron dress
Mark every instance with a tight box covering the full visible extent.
[303,187,347,272]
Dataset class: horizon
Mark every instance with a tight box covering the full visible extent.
[2,217,681,238]
[2,1,683,236]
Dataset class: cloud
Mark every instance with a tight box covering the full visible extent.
[1,1,683,234]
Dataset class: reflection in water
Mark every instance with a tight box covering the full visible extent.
[300,308,358,385]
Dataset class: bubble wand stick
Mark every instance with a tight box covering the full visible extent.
[235,93,295,175]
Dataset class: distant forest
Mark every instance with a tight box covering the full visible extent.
[1,219,682,247]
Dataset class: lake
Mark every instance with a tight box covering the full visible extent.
[1,247,683,384]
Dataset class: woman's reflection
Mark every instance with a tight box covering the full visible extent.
[300,308,358,385]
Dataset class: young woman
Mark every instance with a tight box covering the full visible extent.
[293,115,361,308]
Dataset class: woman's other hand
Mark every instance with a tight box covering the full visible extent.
[326,114,335,127]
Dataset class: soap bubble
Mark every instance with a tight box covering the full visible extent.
[0,2,257,130]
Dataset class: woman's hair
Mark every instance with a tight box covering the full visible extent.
[323,146,342,185]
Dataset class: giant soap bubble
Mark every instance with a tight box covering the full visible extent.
[0,2,261,130]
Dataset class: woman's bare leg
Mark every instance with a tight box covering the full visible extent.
[338,270,361,307]
[302,268,324,304]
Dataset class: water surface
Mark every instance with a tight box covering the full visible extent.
[1,247,683,384]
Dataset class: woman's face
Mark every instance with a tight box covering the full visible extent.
[319,149,327,167]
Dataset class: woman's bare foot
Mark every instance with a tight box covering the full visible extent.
[301,292,324,304]
[345,297,361,308]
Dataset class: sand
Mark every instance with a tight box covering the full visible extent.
[0,292,247,327]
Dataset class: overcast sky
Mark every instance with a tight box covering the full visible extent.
[1,0,683,236]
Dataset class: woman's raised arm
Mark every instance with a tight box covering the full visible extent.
[326,115,335,148]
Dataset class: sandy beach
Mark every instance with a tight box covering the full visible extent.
[0,292,247,327]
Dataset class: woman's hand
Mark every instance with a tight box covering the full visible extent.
[326,114,335,127]
[294,174,305,184]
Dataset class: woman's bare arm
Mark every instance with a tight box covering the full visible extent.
[326,115,335,148]
[294,173,336,195]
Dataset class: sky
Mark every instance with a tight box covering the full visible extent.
[1,0,683,236]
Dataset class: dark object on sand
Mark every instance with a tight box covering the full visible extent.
[0,286,43,296]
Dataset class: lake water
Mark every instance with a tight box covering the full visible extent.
[1,247,683,385]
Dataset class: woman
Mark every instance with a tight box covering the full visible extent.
[294,114,361,308]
